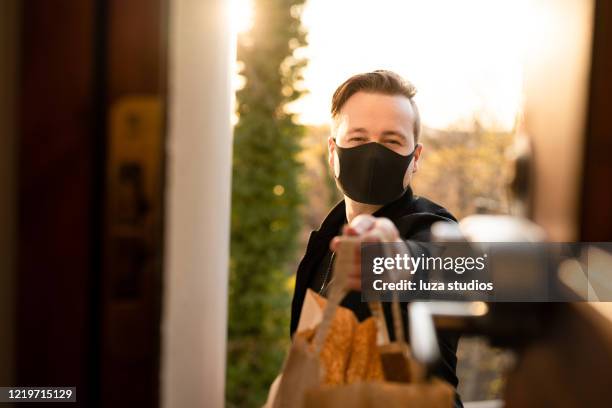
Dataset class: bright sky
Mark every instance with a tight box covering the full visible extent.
[232,0,532,131]
[291,0,533,131]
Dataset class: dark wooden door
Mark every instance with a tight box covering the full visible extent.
[580,0,612,241]
[17,1,167,407]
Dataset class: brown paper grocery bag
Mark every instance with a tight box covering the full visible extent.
[304,379,455,408]
[264,238,454,408]
[264,289,357,408]
[267,336,321,408]
[263,289,324,408]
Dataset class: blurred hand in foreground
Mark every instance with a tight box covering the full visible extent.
[330,214,402,291]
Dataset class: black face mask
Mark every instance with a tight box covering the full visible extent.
[334,141,417,205]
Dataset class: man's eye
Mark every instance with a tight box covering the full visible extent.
[386,140,402,145]
[350,136,367,141]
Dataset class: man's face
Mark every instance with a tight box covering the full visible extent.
[328,91,423,190]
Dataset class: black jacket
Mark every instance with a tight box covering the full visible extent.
[290,187,461,392]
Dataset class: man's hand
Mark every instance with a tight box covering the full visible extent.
[330,214,402,291]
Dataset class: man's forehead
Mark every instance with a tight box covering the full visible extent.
[334,92,416,134]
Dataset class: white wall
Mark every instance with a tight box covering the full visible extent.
[161,0,234,407]
[0,0,18,390]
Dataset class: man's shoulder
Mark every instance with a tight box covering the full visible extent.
[393,195,457,241]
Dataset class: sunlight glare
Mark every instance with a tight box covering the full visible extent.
[289,0,532,131]
[229,0,255,36]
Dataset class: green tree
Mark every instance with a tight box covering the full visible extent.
[227,0,307,406]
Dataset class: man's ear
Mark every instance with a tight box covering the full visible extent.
[327,135,335,170]
[412,143,423,173]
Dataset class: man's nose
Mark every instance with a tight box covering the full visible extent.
[371,134,384,143]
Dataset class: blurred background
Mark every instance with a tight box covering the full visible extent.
[1,0,611,407]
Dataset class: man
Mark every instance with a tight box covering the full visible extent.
[290,70,461,403]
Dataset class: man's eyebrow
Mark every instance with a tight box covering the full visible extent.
[347,127,368,134]
[381,130,408,140]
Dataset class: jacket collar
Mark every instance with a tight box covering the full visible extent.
[315,186,416,239]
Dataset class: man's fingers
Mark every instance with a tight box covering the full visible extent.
[372,218,400,241]
[347,276,361,291]
[361,223,395,243]
[361,230,383,243]
[330,236,341,251]
[348,214,376,235]
[347,216,399,241]
[342,224,360,236]
[329,216,400,292]
[333,216,400,251]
